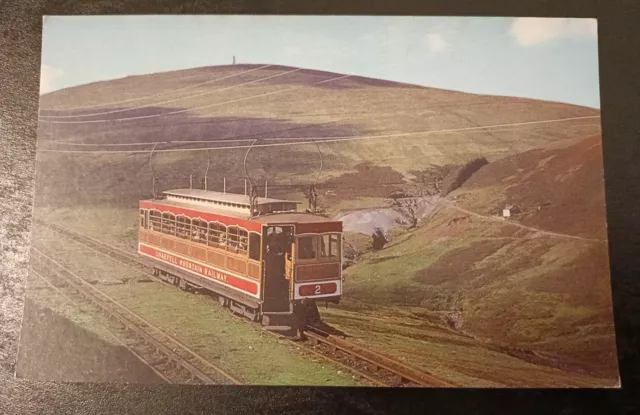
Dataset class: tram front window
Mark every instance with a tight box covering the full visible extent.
[320,234,340,258]
[298,236,317,260]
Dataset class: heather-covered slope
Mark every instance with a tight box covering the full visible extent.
[340,135,616,381]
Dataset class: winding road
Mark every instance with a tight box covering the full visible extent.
[439,198,606,243]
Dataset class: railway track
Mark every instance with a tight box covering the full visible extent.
[303,326,452,387]
[35,219,453,387]
[34,219,149,271]
[28,267,173,384]
[30,246,241,385]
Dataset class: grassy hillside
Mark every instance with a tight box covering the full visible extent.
[339,134,616,380]
[36,64,600,208]
[32,64,615,385]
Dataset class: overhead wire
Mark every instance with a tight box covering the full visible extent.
[243,139,258,188]
[39,64,273,113]
[36,115,601,155]
[38,72,351,125]
[314,140,324,186]
[42,98,601,148]
[39,66,297,119]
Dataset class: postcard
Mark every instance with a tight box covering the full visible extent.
[17,15,618,387]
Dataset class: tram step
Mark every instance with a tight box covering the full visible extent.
[262,312,295,327]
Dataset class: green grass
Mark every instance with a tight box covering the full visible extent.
[32,225,139,284]
[319,302,611,387]
[29,225,359,386]
[100,282,359,385]
[35,205,140,252]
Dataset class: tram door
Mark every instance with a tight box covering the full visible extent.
[262,225,294,312]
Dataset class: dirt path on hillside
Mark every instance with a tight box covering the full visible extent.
[440,199,606,243]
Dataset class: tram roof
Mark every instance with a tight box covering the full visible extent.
[163,188,300,206]
[252,212,337,223]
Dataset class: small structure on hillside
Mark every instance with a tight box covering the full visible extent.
[502,204,520,218]
[233,55,236,65]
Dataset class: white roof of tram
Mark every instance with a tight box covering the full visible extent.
[163,189,300,207]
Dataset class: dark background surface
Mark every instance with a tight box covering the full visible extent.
[1,1,639,413]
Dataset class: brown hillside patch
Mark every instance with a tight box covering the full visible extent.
[322,162,406,198]
[461,134,607,239]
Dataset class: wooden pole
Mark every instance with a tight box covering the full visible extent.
[244,179,247,195]
[223,177,226,193]
[189,174,193,189]
[265,180,268,198]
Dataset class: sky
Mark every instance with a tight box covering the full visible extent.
[40,16,601,108]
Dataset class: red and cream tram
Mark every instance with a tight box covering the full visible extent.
[137,188,342,328]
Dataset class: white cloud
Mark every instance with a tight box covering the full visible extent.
[39,64,64,95]
[425,33,447,54]
[510,18,597,46]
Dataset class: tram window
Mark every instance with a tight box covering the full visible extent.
[227,226,247,254]
[162,213,176,235]
[237,229,248,254]
[208,222,227,248]
[227,226,237,251]
[139,209,145,227]
[298,236,317,260]
[149,210,162,232]
[330,234,339,257]
[320,234,340,258]
[191,219,208,243]
[176,216,191,240]
[249,232,261,260]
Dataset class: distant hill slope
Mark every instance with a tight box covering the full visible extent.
[35,64,601,206]
[342,134,616,380]
[452,133,607,239]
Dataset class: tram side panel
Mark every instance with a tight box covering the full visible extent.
[137,202,266,309]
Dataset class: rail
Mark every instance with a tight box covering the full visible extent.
[305,326,452,387]
[30,246,240,385]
